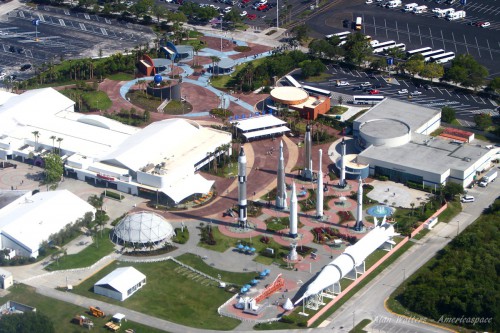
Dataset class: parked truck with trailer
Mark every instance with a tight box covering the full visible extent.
[435,8,454,17]
[446,10,465,20]
[478,169,497,187]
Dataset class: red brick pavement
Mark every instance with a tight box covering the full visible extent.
[272,228,314,247]
[218,218,267,239]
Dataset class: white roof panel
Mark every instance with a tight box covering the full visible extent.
[95,267,146,295]
[161,173,214,204]
[242,126,290,139]
[233,115,286,132]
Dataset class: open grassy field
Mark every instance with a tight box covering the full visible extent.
[45,229,115,271]
[72,258,241,330]
[0,284,167,333]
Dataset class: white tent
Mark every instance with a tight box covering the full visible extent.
[94,267,146,301]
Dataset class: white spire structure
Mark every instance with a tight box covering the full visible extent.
[238,147,248,229]
[289,182,298,238]
[302,124,313,180]
[316,149,324,218]
[355,176,363,231]
[339,138,346,187]
[276,140,287,210]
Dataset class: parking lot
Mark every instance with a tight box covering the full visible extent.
[0,4,155,78]
[293,66,497,127]
[306,0,500,75]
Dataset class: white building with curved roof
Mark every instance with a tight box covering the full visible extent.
[0,88,232,204]
[112,211,175,246]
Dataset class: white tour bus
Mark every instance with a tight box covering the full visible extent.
[422,49,445,62]
[352,95,385,105]
[430,52,455,64]
[372,40,397,53]
[325,31,351,40]
[406,47,432,58]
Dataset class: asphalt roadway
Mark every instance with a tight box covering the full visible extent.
[324,172,500,333]
[292,67,498,127]
[306,0,500,75]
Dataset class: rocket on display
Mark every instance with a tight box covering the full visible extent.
[238,147,248,228]
[316,149,324,218]
[289,182,298,238]
[276,140,287,210]
[302,124,313,181]
[340,137,346,187]
[355,176,364,231]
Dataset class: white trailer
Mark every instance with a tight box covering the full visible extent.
[446,10,465,20]
[435,8,454,17]
[404,3,418,11]
[413,5,428,13]
[387,0,402,8]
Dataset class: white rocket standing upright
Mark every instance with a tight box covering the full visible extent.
[355,176,364,231]
[238,147,248,228]
[316,149,324,219]
[289,182,298,238]
[340,138,346,187]
[276,140,287,210]
[302,124,313,181]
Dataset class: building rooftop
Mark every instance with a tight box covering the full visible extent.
[359,119,410,140]
[355,98,441,133]
[232,115,286,132]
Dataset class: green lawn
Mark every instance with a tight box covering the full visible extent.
[45,229,115,271]
[350,319,371,333]
[60,89,112,112]
[163,100,193,115]
[197,226,234,252]
[106,72,135,81]
[72,259,241,330]
[436,200,461,223]
[176,253,258,285]
[0,284,167,333]
[304,72,333,82]
[126,90,162,112]
[210,58,267,89]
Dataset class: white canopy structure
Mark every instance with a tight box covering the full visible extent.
[295,221,396,305]
[0,190,95,257]
[94,267,146,301]
[113,211,175,246]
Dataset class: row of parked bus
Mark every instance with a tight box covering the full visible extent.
[406,47,456,63]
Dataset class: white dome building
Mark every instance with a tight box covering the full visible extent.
[112,211,175,246]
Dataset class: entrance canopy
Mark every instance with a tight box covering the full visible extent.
[161,174,213,204]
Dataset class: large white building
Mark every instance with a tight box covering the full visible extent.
[0,190,95,257]
[0,88,232,204]
[94,267,146,301]
[351,99,497,187]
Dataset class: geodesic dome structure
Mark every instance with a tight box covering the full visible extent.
[112,211,175,246]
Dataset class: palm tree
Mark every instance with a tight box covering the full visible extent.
[210,56,221,77]
[56,137,63,155]
[49,135,56,151]
[32,131,40,151]
[410,202,415,216]
[193,42,204,67]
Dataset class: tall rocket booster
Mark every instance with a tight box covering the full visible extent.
[276,140,287,210]
[316,149,324,218]
[355,176,363,231]
[238,147,248,228]
[302,124,313,181]
[289,182,298,238]
[340,138,346,187]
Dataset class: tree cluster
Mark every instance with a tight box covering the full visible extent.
[444,54,489,90]
[403,54,444,81]
[0,312,55,333]
[397,197,500,331]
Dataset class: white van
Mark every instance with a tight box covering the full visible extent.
[386,0,402,8]
[446,10,465,20]
[404,3,418,12]
[413,5,428,13]
[461,195,475,203]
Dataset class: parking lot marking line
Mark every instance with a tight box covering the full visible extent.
[384,19,388,39]
[373,16,377,35]
[478,97,487,104]
[355,70,362,76]
[84,13,90,20]
[64,9,70,15]
[407,23,411,43]
[471,95,479,103]
[429,27,434,48]
[395,21,400,40]
[19,11,25,18]
[79,23,86,31]
[463,35,469,54]
[59,19,65,26]
[435,87,443,95]
[37,13,45,22]
[445,89,452,96]
[100,27,108,36]
[486,39,493,60]
[463,94,470,101]
[418,25,422,45]
[455,93,461,99]
[440,30,446,50]
[403,81,409,87]
[451,32,458,53]
[105,18,111,24]
[475,37,481,57]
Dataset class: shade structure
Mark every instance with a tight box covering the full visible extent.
[260,272,267,277]
[237,244,244,249]
[241,287,248,293]
[250,247,256,252]
[113,211,175,246]
[251,279,259,284]
[244,246,250,251]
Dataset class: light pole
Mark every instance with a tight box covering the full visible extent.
[276,0,279,29]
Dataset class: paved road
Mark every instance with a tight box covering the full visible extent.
[324,172,500,333]
[292,67,497,127]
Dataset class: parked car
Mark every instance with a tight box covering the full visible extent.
[480,22,490,28]
[342,19,350,28]
[240,10,248,16]
[369,89,380,94]
[336,81,349,86]
[366,0,373,3]
[398,89,408,94]
[360,82,371,87]
[20,64,32,71]
[246,13,257,19]
[257,4,268,10]
[424,84,431,90]
[410,90,422,96]
[461,195,475,203]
